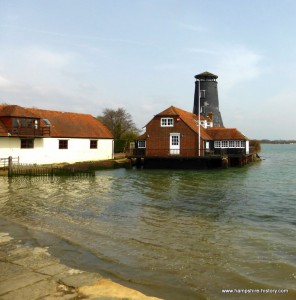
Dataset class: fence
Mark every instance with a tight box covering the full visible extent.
[10,164,94,177]
[128,147,253,158]
[1,156,93,177]
[0,156,19,169]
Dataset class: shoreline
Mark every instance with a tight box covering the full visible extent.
[0,223,162,300]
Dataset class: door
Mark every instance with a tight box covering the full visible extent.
[170,133,180,155]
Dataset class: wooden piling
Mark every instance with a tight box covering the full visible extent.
[8,156,13,177]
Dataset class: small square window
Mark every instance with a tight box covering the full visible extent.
[138,140,146,148]
[161,118,174,127]
[59,140,68,149]
[21,139,34,149]
[214,141,221,148]
[90,140,98,149]
[221,140,228,148]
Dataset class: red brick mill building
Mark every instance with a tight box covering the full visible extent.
[129,72,257,169]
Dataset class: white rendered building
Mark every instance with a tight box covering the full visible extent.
[0,105,114,164]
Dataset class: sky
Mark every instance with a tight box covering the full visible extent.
[1,0,296,139]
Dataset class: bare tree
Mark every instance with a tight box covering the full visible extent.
[98,108,139,140]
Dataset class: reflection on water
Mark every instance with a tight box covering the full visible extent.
[0,145,296,299]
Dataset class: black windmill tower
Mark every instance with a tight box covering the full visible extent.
[193,71,224,127]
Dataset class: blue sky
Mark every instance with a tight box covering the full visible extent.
[1,0,296,139]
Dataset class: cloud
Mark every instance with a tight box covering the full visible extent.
[0,46,77,86]
[18,46,76,71]
[183,44,262,88]
[178,22,207,33]
[1,25,153,47]
[0,75,12,88]
[0,46,82,105]
[28,48,74,68]
[216,46,263,91]
[152,63,185,71]
[185,48,217,55]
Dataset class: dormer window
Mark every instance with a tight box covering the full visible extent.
[161,117,174,127]
[43,118,51,126]
[12,118,37,128]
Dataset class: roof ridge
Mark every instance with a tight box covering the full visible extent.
[29,107,93,116]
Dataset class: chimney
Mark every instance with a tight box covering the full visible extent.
[207,112,214,122]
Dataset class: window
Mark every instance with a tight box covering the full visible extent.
[90,140,98,149]
[161,117,174,127]
[138,140,146,148]
[43,119,51,126]
[200,90,206,98]
[13,118,36,128]
[59,140,68,149]
[21,139,34,149]
[214,140,245,148]
[221,141,228,148]
[214,141,221,148]
[229,141,235,148]
[171,135,179,145]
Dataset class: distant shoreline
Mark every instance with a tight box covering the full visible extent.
[257,140,296,144]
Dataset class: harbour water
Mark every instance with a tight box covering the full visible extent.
[0,144,295,299]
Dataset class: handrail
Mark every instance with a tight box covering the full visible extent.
[0,156,19,168]
[127,147,252,158]
[6,126,50,136]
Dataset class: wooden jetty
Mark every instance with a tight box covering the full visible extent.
[127,148,257,169]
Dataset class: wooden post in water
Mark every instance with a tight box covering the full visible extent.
[222,157,229,169]
[8,156,13,177]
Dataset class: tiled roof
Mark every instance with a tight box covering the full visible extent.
[0,105,113,139]
[157,106,180,116]
[153,105,248,141]
[206,128,247,140]
[0,120,8,136]
[157,105,206,119]
[137,132,147,140]
[157,106,212,140]
[29,108,113,139]
[0,105,39,118]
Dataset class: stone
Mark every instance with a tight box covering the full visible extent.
[0,261,27,281]
[36,263,71,276]
[59,272,101,289]
[0,278,57,300]
[13,252,58,270]
[0,271,49,296]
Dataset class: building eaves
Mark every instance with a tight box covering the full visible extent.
[206,127,248,140]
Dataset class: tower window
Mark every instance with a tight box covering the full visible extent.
[200,90,206,98]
